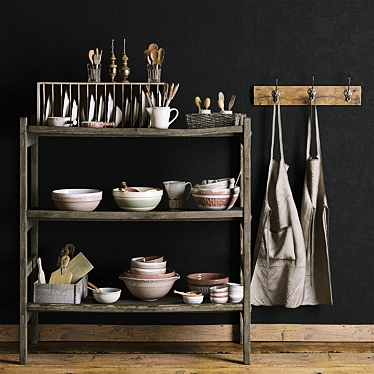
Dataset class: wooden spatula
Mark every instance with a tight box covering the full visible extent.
[49,255,72,284]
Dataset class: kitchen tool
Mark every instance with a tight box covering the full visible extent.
[217,99,224,111]
[158,47,165,64]
[174,290,202,297]
[165,83,179,107]
[94,48,101,66]
[88,281,102,294]
[120,181,139,192]
[204,98,211,110]
[148,43,158,51]
[49,255,72,284]
[162,83,169,106]
[150,48,159,64]
[55,243,75,270]
[68,252,94,284]
[88,50,95,65]
[218,92,225,108]
[144,49,151,63]
[194,96,201,112]
[37,257,46,284]
[228,95,236,111]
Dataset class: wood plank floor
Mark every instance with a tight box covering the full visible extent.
[1,342,373,373]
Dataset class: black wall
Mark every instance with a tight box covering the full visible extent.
[1,0,373,325]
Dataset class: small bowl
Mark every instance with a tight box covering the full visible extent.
[130,266,166,275]
[93,288,121,304]
[210,292,229,298]
[121,268,175,279]
[112,187,163,212]
[229,295,243,303]
[47,116,72,127]
[194,178,235,190]
[210,295,228,304]
[52,188,102,211]
[191,186,240,211]
[183,293,204,304]
[209,285,228,293]
[186,273,229,296]
[119,273,180,301]
[130,256,166,269]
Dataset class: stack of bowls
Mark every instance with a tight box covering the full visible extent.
[119,256,180,301]
[209,285,228,304]
[191,178,240,211]
[228,282,244,303]
[186,273,229,296]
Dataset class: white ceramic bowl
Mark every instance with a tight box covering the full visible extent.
[191,186,240,211]
[130,257,167,269]
[112,187,163,212]
[194,178,235,190]
[210,295,228,304]
[93,288,121,304]
[52,189,102,211]
[229,295,243,303]
[210,285,229,293]
[183,293,204,304]
[130,266,166,275]
[119,273,180,301]
[47,116,72,127]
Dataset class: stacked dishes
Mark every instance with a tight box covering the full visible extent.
[186,273,229,296]
[210,285,228,304]
[227,282,244,303]
[191,178,240,210]
[119,256,180,301]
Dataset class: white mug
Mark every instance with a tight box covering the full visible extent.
[163,181,192,211]
[146,107,179,129]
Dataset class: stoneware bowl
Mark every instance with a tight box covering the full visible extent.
[121,268,176,279]
[130,266,166,275]
[186,273,229,296]
[47,116,72,127]
[229,294,243,303]
[183,293,204,304]
[93,288,121,304]
[119,273,180,301]
[210,295,228,304]
[130,257,166,269]
[194,178,235,190]
[191,186,240,210]
[209,285,229,294]
[112,187,163,212]
[52,188,102,211]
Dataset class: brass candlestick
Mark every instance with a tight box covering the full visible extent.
[109,39,117,82]
[119,38,130,82]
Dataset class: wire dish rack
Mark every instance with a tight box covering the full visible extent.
[186,113,242,129]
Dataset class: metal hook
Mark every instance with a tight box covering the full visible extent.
[272,76,280,103]
[308,74,316,101]
[344,76,352,102]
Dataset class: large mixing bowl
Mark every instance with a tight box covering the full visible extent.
[191,186,240,210]
[52,188,102,211]
[112,187,163,212]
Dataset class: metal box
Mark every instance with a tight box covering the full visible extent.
[33,275,88,304]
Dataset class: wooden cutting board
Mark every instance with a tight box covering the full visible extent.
[49,255,73,284]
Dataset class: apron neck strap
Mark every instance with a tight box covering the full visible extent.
[306,100,322,159]
[270,102,285,162]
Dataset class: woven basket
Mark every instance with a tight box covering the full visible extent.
[186,113,241,129]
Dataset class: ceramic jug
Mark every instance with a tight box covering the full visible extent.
[146,106,179,129]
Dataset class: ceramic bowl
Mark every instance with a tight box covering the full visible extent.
[93,288,121,304]
[209,285,229,293]
[130,257,166,269]
[186,273,229,296]
[52,188,102,211]
[130,266,166,275]
[194,178,235,190]
[229,294,243,303]
[112,187,163,212]
[47,116,72,127]
[191,186,240,210]
[121,268,176,279]
[210,295,228,304]
[183,293,204,304]
[119,273,180,301]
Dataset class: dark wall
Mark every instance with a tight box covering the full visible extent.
[1,0,373,325]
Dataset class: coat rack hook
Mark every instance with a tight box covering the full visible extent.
[344,76,352,102]
[272,76,280,103]
[308,74,316,101]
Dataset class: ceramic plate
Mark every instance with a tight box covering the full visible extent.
[62,90,69,117]
[132,95,138,127]
[88,95,95,121]
[45,95,51,125]
[107,92,113,122]
[114,106,122,127]
[124,97,130,127]
[97,95,103,121]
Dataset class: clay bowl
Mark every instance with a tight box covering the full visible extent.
[193,178,235,190]
[130,256,165,269]
[121,268,176,279]
[119,273,180,301]
[130,266,166,275]
[191,186,240,211]
[52,188,102,211]
[112,187,163,212]
[186,273,229,296]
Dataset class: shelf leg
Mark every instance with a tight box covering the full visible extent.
[30,312,39,344]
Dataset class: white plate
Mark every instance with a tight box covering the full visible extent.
[114,106,122,127]
[132,95,138,127]
[88,95,95,121]
[141,91,148,127]
[45,95,51,125]
[63,90,69,117]
[97,95,103,121]
[124,97,130,127]
[81,107,86,122]
[107,91,113,122]
[71,99,78,123]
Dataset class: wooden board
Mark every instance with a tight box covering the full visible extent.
[253,85,362,105]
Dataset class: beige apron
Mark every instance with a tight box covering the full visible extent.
[300,101,333,306]
[251,103,306,308]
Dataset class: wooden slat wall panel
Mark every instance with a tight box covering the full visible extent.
[1,324,373,342]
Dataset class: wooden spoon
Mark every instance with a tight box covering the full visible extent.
[88,282,103,294]
[204,98,211,110]
[148,43,158,51]
[218,91,225,108]
[158,48,165,64]
[88,50,94,64]
[195,96,201,111]
[217,99,224,111]
[174,290,202,297]
[150,49,159,64]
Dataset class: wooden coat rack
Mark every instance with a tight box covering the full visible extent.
[254,77,361,105]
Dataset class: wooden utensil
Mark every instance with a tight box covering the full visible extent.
[174,290,202,297]
[217,99,224,111]
[158,48,165,64]
[204,98,211,110]
[228,95,236,111]
[49,255,72,284]
[88,50,94,64]
[88,281,102,294]
[150,48,159,64]
[218,92,225,109]
[148,43,158,51]
[37,257,46,284]
[195,96,201,111]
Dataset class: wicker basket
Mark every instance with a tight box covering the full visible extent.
[186,113,241,129]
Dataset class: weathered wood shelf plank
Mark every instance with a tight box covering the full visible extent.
[254,85,361,105]
[27,296,243,313]
[26,208,244,222]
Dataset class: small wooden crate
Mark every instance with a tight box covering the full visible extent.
[186,113,241,129]
[33,275,88,304]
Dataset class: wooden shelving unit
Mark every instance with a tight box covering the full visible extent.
[19,85,252,364]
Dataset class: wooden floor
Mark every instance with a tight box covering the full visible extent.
[1,342,373,373]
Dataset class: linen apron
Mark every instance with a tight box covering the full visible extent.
[300,101,333,306]
[251,103,306,308]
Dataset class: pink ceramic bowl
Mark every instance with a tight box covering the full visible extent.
[191,186,240,210]
[121,268,176,279]
[194,178,235,190]
[52,189,102,211]
[130,256,166,269]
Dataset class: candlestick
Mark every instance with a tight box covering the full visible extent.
[109,38,117,82]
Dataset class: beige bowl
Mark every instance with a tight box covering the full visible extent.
[130,266,166,275]
[121,268,176,279]
[191,186,240,210]
[194,178,235,190]
[112,187,163,212]
[119,273,180,301]
[52,189,102,211]
[130,257,166,269]
[47,116,72,127]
